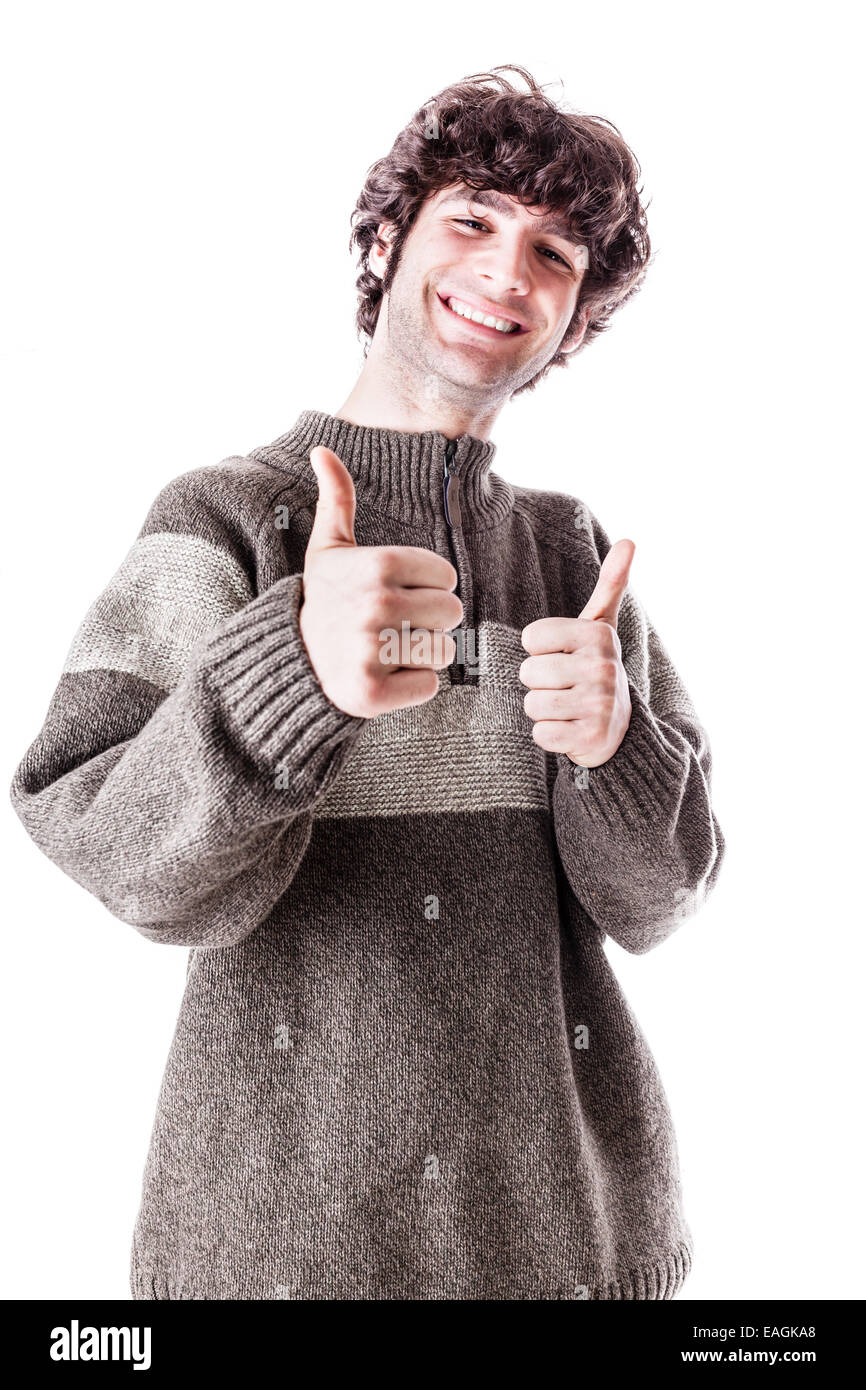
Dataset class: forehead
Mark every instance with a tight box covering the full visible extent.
[432,183,580,245]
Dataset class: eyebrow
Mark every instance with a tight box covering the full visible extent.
[437,185,582,248]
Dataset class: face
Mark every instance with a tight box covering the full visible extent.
[370,182,590,405]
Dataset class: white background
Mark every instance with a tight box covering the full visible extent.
[2,0,863,1300]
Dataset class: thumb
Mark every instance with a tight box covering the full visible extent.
[578,538,636,628]
[306,446,358,556]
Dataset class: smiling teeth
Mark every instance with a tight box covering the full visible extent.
[446,297,519,333]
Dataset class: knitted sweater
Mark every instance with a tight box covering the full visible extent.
[10,408,725,1301]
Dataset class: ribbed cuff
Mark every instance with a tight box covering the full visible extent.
[555,683,686,839]
[197,573,366,794]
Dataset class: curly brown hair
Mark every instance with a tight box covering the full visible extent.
[348,65,653,397]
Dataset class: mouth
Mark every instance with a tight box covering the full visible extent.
[436,292,529,338]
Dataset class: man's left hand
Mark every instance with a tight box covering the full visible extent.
[519,539,635,768]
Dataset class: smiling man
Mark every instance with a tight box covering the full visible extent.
[345,179,592,435]
[10,66,725,1301]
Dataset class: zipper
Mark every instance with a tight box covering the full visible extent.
[443,438,476,686]
[443,438,461,528]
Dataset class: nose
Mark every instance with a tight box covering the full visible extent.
[474,231,532,296]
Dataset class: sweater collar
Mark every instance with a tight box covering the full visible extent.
[249,409,514,531]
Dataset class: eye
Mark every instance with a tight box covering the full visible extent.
[539,247,570,267]
[452,219,573,269]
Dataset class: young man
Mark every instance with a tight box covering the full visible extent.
[10,67,725,1300]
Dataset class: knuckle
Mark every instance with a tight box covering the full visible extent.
[356,670,385,712]
[364,586,393,624]
[377,591,409,628]
[370,548,400,585]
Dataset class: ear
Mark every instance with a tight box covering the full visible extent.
[559,303,591,358]
[369,222,398,282]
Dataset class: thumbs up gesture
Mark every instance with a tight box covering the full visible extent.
[518,539,635,768]
[298,447,464,718]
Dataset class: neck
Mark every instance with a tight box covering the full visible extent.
[334,344,505,442]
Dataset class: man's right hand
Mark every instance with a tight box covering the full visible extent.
[298,446,463,718]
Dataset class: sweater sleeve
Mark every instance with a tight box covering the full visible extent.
[9,473,366,948]
[551,578,726,956]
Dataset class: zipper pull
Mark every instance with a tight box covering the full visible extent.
[443,439,462,528]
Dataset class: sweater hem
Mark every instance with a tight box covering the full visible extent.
[129,1238,693,1301]
[590,1238,693,1300]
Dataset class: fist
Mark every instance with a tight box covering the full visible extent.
[299,446,463,718]
[518,539,635,768]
